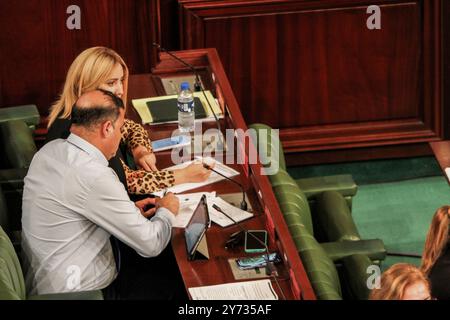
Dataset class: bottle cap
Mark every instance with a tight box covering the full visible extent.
[180,82,190,91]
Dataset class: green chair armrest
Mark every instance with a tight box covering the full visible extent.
[0,168,28,187]
[321,239,386,262]
[316,191,361,242]
[0,120,37,169]
[28,290,103,300]
[341,254,375,300]
[0,105,40,129]
[295,175,357,199]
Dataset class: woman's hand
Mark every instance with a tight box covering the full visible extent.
[133,146,158,171]
[173,162,213,185]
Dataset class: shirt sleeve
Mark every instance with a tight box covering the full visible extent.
[120,119,153,153]
[84,169,175,258]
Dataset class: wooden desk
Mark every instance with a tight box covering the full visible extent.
[429,141,450,183]
[127,48,315,300]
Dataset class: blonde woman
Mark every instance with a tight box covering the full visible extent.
[369,263,431,300]
[46,47,210,196]
[421,206,450,300]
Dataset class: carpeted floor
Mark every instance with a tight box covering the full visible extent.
[352,176,449,270]
[287,156,450,271]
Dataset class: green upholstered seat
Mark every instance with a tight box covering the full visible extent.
[250,123,386,300]
[0,120,38,235]
[0,120,37,169]
[0,226,103,300]
[0,105,40,131]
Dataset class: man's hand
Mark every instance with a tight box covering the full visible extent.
[156,193,180,216]
[173,162,213,185]
[135,197,157,218]
[133,146,158,171]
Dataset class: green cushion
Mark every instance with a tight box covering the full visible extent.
[341,254,374,300]
[0,120,37,169]
[316,191,361,242]
[286,222,342,300]
[0,226,26,300]
[248,123,286,172]
[0,105,40,130]
[271,171,314,235]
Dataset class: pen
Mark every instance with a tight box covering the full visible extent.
[212,204,237,225]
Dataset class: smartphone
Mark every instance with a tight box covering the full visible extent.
[152,135,191,152]
[244,230,267,253]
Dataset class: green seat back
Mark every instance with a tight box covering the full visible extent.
[0,120,37,169]
[270,170,342,299]
[248,123,286,172]
[0,105,40,130]
[0,226,25,300]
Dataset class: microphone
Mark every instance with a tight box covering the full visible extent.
[212,203,285,299]
[203,163,247,211]
[152,42,224,151]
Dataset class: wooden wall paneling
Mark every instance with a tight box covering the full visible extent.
[443,0,450,139]
[0,0,159,119]
[178,0,443,158]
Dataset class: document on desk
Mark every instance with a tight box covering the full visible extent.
[173,192,216,228]
[153,157,239,197]
[188,279,278,300]
[445,168,450,181]
[209,197,253,227]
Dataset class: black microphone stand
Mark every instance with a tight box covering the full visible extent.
[203,163,247,211]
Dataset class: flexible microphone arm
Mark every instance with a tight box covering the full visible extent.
[203,163,247,211]
[152,42,224,151]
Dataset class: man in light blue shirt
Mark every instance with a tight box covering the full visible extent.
[22,90,179,298]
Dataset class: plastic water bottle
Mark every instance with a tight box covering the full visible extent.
[177,82,195,133]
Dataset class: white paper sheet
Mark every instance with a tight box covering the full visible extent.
[154,157,239,197]
[173,192,216,228]
[188,279,278,300]
[209,197,253,227]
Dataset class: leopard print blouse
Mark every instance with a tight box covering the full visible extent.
[120,119,175,194]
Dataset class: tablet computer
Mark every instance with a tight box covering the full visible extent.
[185,194,210,260]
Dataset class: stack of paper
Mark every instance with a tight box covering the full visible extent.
[188,279,278,300]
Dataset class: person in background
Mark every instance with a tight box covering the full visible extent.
[421,206,450,300]
[369,263,431,300]
[22,90,180,299]
[46,46,210,196]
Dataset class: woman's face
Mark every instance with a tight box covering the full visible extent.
[98,63,125,99]
[402,281,430,300]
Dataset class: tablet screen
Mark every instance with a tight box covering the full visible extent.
[185,195,210,259]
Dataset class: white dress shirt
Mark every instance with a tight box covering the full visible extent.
[21,133,175,295]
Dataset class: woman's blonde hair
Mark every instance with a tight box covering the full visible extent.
[48,47,129,127]
[421,206,450,275]
[369,263,430,300]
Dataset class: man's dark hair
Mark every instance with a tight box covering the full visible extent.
[71,89,124,128]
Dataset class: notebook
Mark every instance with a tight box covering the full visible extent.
[146,97,207,123]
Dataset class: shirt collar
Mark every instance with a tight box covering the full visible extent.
[67,133,109,166]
